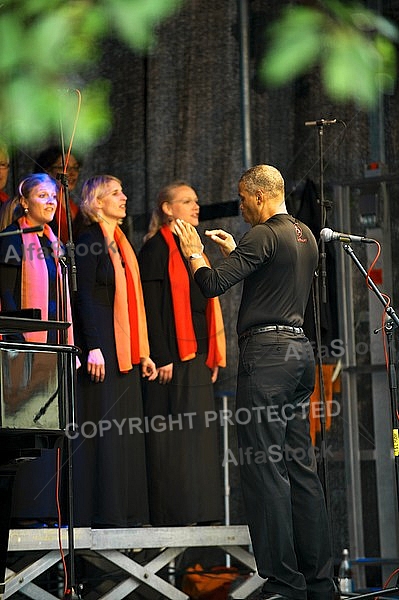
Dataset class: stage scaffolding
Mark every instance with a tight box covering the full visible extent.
[333,177,399,588]
[5,525,264,599]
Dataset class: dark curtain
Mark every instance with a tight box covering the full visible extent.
[7,0,399,561]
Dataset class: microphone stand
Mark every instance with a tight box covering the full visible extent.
[310,120,333,507]
[340,243,399,599]
[317,121,329,305]
[57,174,77,295]
[56,162,81,599]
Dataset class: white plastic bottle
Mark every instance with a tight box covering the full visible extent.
[338,548,354,594]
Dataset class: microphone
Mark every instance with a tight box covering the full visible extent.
[305,118,337,127]
[320,227,375,244]
[21,226,44,234]
[0,225,44,237]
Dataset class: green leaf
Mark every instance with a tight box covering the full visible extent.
[323,30,380,107]
[27,5,102,69]
[0,14,25,72]
[260,6,325,85]
[67,80,112,151]
[260,2,398,108]
[375,35,397,89]
[106,0,184,50]
[4,78,58,145]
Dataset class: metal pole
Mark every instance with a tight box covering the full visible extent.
[222,395,231,568]
[238,0,252,170]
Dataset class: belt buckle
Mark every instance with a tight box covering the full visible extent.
[240,330,250,342]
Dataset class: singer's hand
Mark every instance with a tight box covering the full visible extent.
[158,363,173,384]
[87,348,105,383]
[141,356,157,380]
[211,365,219,383]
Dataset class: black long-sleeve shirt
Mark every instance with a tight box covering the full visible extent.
[194,214,318,336]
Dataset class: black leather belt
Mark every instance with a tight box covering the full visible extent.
[239,324,304,342]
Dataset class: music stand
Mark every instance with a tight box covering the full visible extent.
[0,317,77,600]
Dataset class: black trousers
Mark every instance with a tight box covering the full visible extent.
[236,330,334,600]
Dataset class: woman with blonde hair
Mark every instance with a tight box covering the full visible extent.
[73,174,156,527]
[138,180,226,526]
[0,195,24,231]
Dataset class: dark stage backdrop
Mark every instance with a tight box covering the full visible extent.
[9,0,399,574]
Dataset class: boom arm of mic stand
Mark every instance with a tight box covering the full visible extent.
[346,587,399,599]
[342,244,399,328]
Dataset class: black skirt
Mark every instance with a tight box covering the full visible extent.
[143,353,223,526]
[73,305,149,528]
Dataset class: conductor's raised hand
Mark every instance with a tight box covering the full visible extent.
[174,219,203,259]
[205,229,236,257]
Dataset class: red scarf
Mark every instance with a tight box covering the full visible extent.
[100,222,150,372]
[18,215,74,345]
[55,194,79,243]
[160,225,226,369]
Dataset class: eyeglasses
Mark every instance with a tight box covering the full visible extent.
[51,165,80,173]
[0,162,10,170]
[170,198,199,206]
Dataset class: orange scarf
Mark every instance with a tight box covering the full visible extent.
[19,215,74,345]
[160,225,226,369]
[100,222,150,372]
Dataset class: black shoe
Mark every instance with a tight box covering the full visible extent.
[247,592,293,600]
[261,594,293,600]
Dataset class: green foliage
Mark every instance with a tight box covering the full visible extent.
[260,1,398,109]
[0,0,397,151]
[260,7,325,83]
[109,0,184,51]
[0,0,184,151]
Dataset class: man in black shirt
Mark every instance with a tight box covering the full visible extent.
[175,165,334,600]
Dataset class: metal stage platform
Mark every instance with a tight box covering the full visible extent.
[5,525,265,599]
